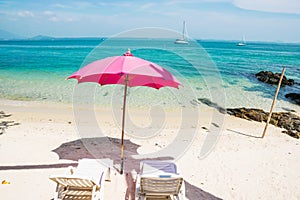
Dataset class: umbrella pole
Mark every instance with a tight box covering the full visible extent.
[120,75,129,174]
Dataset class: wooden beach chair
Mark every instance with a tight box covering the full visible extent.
[135,160,186,200]
[49,158,113,200]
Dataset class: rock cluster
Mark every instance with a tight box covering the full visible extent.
[255,71,300,105]
[227,108,300,139]
[255,71,294,86]
[285,93,300,105]
[197,98,226,114]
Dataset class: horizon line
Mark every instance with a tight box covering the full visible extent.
[1,36,299,44]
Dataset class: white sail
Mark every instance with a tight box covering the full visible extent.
[175,21,189,44]
[237,35,246,46]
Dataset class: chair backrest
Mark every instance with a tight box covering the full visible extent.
[51,176,97,188]
[74,159,108,184]
[50,158,112,188]
[140,177,183,196]
[141,160,178,175]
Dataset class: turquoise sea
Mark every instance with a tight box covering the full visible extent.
[0,38,299,112]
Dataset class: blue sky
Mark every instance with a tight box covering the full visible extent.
[0,0,300,42]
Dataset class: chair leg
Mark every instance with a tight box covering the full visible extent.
[178,181,186,200]
[54,190,59,200]
[91,185,99,200]
[54,184,66,200]
[105,167,111,182]
[99,187,104,200]
[135,194,145,200]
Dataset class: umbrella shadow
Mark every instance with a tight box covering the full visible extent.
[52,137,221,199]
[52,137,145,172]
[52,137,137,160]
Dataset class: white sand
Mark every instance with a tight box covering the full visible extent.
[0,99,299,200]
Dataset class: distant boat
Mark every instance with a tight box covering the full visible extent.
[175,21,189,44]
[236,35,246,46]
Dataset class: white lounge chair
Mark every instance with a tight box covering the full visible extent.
[135,160,186,200]
[50,158,112,200]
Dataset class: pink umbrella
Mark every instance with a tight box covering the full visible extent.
[68,49,181,174]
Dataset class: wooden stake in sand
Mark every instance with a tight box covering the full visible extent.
[262,67,286,138]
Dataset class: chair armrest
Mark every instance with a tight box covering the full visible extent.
[65,166,74,175]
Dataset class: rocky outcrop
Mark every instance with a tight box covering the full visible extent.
[196,98,300,139]
[255,71,294,86]
[227,108,300,139]
[227,108,267,122]
[197,98,226,114]
[285,93,300,105]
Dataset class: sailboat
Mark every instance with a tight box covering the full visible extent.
[175,21,189,44]
[236,35,246,46]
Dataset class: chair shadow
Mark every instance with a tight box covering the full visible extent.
[227,129,262,139]
[124,172,136,200]
[185,181,222,200]
[51,136,222,199]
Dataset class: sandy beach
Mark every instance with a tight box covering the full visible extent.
[0,99,299,200]
[1,0,300,199]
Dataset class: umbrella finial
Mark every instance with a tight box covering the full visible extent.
[123,48,133,56]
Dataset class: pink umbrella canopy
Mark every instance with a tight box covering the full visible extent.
[67,49,181,174]
[68,53,180,89]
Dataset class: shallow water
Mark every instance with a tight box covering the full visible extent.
[0,38,299,112]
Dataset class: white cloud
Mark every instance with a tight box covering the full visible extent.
[203,0,231,2]
[47,13,76,23]
[164,0,231,5]
[139,3,156,10]
[44,11,54,16]
[233,0,300,14]
[17,10,34,17]
[65,18,74,22]
[49,16,59,22]
[52,4,68,8]
[97,2,133,7]
[41,10,77,23]
[72,1,94,9]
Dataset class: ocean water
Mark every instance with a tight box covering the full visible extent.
[0,38,299,112]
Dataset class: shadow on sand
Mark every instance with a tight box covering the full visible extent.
[0,163,78,170]
[227,129,262,139]
[51,137,222,200]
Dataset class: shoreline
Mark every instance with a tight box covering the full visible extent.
[0,98,300,199]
